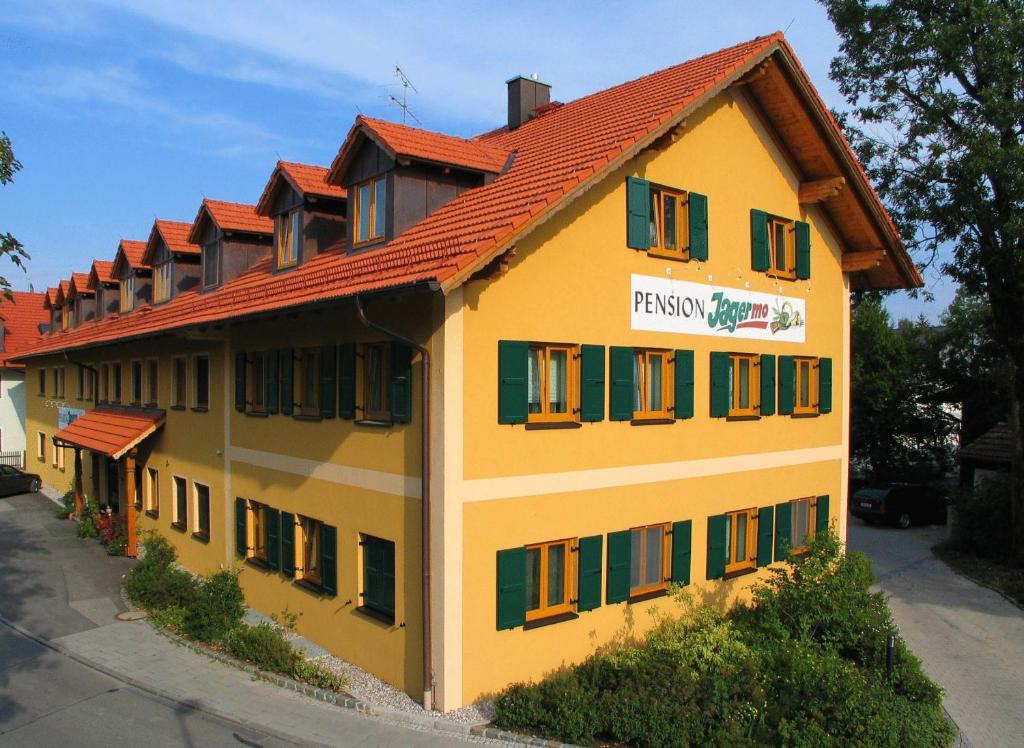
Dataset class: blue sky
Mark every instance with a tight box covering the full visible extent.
[0,0,954,321]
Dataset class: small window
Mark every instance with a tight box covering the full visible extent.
[247,353,268,413]
[172,476,187,529]
[649,186,689,260]
[794,357,819,415]
[54,367,65,399]
[767,216,795,279]
[361,534,396,622]
[633,349,671,419]
[202,241,220,288]
[112,363,122,403]
[353,176,386,246]
[154,261,172,303]
[120,274,135,312]
[727,353,760,417]
[131,360,143,405]
[630,523,669,596]
[362,343,389,421]
[37,432,45,462]
[527,344,574,423]
[193,355,210,409]
[146,467,159,516]
[275,209,302,268]
[193,482,210,539]
[61,307,69,331]
[172,357,187,408]
[99,364,109,402]
[526,538,573,621]
[249,500,269,562]
[146,359,159,405]
[297,515,322,585]
[37,368,45,396]
[76,367,84,400]
[294,348,321,417]
[789,497,816,552]
[725,508,757,574]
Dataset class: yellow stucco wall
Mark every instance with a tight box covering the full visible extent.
[456,90,850,703]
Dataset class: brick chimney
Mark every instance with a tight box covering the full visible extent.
[507,74,551,131]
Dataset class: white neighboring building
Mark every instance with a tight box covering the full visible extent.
[0,291,48,459]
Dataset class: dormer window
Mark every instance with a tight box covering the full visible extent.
[202,241,220,288]
[60,307,68,331]
[154,261,172,303]
[275,209,301,268]
[353,176,386,246]
[120,275,135,313]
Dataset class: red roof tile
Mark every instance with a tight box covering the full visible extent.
[255,161,346,215]
[43,287,58,309]
[53,407,165,459]
[188,199,273,243]
[55,280,71,305]
[0,291,49,368]
[87,261,118,291]
[111,240,150,279]
[329,116,510,180]
[143,220,199,265]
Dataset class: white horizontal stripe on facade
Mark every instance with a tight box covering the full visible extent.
[229,446,420,499]
[462,445,844,503]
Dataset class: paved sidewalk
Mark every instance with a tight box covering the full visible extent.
[849,518,1024,748]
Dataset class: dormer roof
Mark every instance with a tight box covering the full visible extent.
[255,161,347,216]
[43,287,58,310]
[188,199,273,243]
[328,116,511,184]
[87,260,118,291]
[54,280,71,306]
[142,220,200,265]
[68,273,93,299]
[110,240,150,279]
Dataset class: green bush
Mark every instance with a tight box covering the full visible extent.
[54,490,75,519]
[225,623,299,674]
[123,533,198,611]
[291,658,347,691]
[149,605,187,631]
[75,500,100,538]
[182,569,245,643]
[948,474,1013,561]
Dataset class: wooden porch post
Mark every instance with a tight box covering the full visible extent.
[73,448,84,516]
[124,449,138,558]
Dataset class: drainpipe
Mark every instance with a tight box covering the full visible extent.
[354,294,434,711]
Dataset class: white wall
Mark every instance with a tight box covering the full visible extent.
[0,369,28,455]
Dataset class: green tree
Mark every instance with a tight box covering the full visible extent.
[0,132,30,299]
[821,1,1024,560]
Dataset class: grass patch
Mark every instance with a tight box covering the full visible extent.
[933,542,1024,608]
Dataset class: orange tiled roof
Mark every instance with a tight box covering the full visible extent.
[329,116,510,180]
[189,199,273,243]
[143,219,199,265]
[0,291,49,368]
[53,407,165,459]
[87,261,118,291]
[111,240,150,279]
[43,287,59,309]
[15,34,916,361]
[54,280,72,306]
[68,272,93,299]
[255,161,346,215]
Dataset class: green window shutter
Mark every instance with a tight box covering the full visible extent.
[320,523,337,596]
[815,495,830,535]
[709,352,730,418]
[606,530,631,604]
[757,507,774,567]
[266,350,280,414]
[279,348,294,415]
[707,514,727,580]
[818,357,833,414]
[319,345,337,418]
[751,209,770,271]
[279,511,294,577]
[795,221,811,280]
[688,192,709,261]
[626,177,651,250]
[671,520,692,585]
[496,547,527,630]
[778,355,795,415]
[760,354,776,416]
[774,502,792,562]
[266,507,281,572]
[390,342,413,423]
[609,346,634,421]
[339,343,356,419]
[579,344,605,422]
[364,537,396,618]
[234,352,246,412]
[674,350,694,419]
[577,535,603,612]
[497,340,528,424]
[234,497,247,557]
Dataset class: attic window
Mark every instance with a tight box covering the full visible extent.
[354,176,386,246]
[202,241,220,288]
[275,209,301,269]
[154,261,172,303]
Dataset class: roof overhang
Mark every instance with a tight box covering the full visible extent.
[53,406,165,459]
[256,163,303,216]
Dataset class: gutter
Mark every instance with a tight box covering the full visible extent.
[354,293,435,712]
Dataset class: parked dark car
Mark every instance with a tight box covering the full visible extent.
[0,464,42,497]
[850,484,947,529]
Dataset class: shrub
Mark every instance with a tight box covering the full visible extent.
[291,658,347,691]
[948,475,1013,561]
[182,569,245,643]
[225,623,299,674]
[123,533,198,611]
[54,490,75,519]
[75,500,100,538]
[149,605,187,631]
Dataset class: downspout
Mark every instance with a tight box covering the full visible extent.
[354,294,434,711]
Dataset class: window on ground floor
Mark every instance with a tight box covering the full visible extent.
[145,467,159,516]
[193,482,210,539]
[172,476,187,530]
[526,538,572,621]
[361,534,395,622]
[297,515,321,585]
[527,344,574,423]
[630,523,669,596]
[37,432,45,462]
[725,507,757,574]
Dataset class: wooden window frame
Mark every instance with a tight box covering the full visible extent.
[789,497,817,554]
[202,240,221,289]
[247,352,269,414]
[724,507,757,574]
[296,515,322,586]
[352,176,386,247]
[766,215,796,280]
[54,367,65,399]
[171,357,187,408]
[629,522,670,597]
[60,306,69,331]
[525,537,575,622]
[728,353,760,418]
[793,356,819,415]
[111,363,122,404]
[76,367,84,400]
[192,481,210,540]
[171,475,188,530]
[130,359,143,405]
[145,467,159,516]
[361,342,390,422]
[527,343,577,424]
[294,348,321,418]
[248,500,268,562]
[145,358,159,406]
[120,274,135,312]
[153,261,172,304]
[37,432,45,462]
[633,348,672,420]
[648,185,690,261]
[275,209,301,269]
[192,354,210,410]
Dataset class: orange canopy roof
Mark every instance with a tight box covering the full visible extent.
[53,407,165,459]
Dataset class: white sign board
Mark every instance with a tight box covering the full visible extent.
[631,274,806,343]
[58,406,86,431]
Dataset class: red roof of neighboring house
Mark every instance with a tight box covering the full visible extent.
[255,161,346,215]
[188,199,273,243]
[52,407,165,459]
[0,291,49,368]
[142,220,199,264]
[111,240,150,279]
[87,261,118,291]
[329,116,510,181]
[14,34,919,361]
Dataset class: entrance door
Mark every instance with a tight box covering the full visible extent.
[106,459,120,513]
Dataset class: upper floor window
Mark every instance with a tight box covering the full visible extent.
[526,343,574,423]
[794,357,819,415]
[727,353,759,418]
[154,261,172,303]
[751,210,810,280]
[192,355,210,410]
[202,241,220,288]
[120,274,135,312]
[146,359,159,406]
[767,216,795,279]
[633,348,671,419]
[724,507,757,575]
[172,357,187,408]
[37,368,45,396]
[353,176,386,246]
[625,177,708,262]
[526,538,572,622]
[294,348,321,417]
[789,497,816,553]
[630,523,670,597]
[275,209,301,268]
[649,187,688,259]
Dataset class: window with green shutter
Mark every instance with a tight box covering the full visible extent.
[525,538,573,622]
[626,177,651,250]
[671,520,692,585]
[496,547,527,630]
[338,343,356,419]
[689,193,709,261]
[579,345,605,422]
[577,535,603,612]
[707,514,727,580]
[757,507,774,567]
[526,343,576,424]
[674,350,694,419]
[778,355,795,415]
[818,357,832,413]
[760,354,776,416]
[606,530,631,604]
[234,497,247,556]
[390,342,413,423]
[361,535,394,620]
[319,345,337,418]
[498,340,529,424]
[609,347,634,421]
[234,352,246,412]
[815,495,830,535]
[795,220,811,279]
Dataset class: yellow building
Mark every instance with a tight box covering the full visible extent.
[17,33,920,711]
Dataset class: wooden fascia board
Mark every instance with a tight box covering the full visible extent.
[111,420,164,460]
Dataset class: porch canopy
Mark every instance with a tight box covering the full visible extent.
[53,406,165,458]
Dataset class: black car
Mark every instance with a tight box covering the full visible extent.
[850,484,947,529]
[0,464,42,497]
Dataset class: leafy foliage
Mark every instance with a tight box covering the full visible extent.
[123,532,198,611]
[181,569,245,642]
[945,473,1014,562]
[225,623,300,674]
[0,132,29,300]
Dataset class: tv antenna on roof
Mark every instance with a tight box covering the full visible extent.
[389,66,422,126]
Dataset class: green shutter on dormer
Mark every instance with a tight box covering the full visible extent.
[609,347,634,421]
[751,209,770,271]
[498,341,528,424]
[688,193,708,261]
[234,352,246,412]
[760,354,776,416]
[626,177,651,250]
[818,357,833,414]
[778,355,795,415]
[579,344,605,422]
[795,221,811,279]
[674,349,694,419]
[710,352,730,418]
